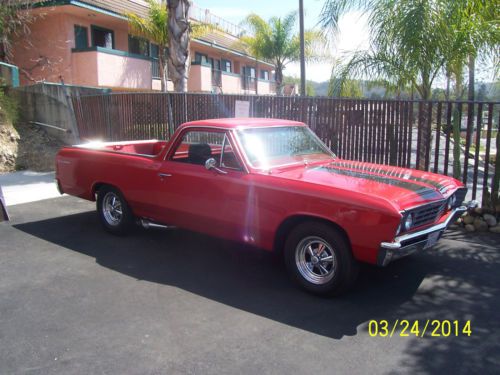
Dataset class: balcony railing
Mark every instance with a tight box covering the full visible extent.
[190,4,248,37]
[242,76,257,91]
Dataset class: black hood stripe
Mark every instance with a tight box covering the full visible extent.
[316,166,442,199]
[331,161,448,192]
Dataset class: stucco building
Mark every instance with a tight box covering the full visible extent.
[12,0,276,94]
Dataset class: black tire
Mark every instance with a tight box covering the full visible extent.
[96,186,135,235]
[284,221,359,296]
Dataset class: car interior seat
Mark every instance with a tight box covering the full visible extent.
[188,143,212,165]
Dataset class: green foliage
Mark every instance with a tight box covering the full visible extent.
[126,0,168,47]
[283,76,316,96]
[241,12,327,93]
[0,88,18,124]
[328,77,362,98]
[320,0,499,100]
[126,0,169,91]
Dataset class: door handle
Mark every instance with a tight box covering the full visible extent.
[158,173,172,178]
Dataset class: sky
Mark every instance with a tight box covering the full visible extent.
[193,0,496,86]
[193,0,370,83]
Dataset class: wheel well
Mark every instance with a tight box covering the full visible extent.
[91,182,118,201]
[273,215,351,254]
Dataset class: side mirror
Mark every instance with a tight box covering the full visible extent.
[205,158,227,175]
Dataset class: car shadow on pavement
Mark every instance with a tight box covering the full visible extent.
[15,210,431,339]
[12,202,500,373]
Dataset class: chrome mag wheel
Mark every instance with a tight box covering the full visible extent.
[295,236,336,285]
[102,192,123,226]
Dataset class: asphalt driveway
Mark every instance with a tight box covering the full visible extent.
[1,196,499,374]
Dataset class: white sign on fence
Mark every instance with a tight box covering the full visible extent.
[234,100,250,118]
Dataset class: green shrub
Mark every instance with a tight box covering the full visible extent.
[0,88,19,124]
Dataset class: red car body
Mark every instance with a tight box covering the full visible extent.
[56,118,469,268]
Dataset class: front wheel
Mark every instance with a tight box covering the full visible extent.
[97,186,134,235]
[284,222,359,296]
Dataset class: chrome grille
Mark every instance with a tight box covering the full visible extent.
[412,201,446,227]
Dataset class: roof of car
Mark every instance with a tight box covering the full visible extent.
[180,118,306,130]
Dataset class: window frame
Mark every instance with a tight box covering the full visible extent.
[260,69,269,80]
[243,66,256,77]
[74,25,88,49]
[166,128,246,172]
[194,52,208,64]
[221,59,232,73]
[128,34,150,57]
[91,25,115,49]
[220,133,244,171]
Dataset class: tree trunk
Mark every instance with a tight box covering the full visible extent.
[445,71,450,100]
[254,58,258,95]
[275,62,284,95]
[492,128,500,206]
[452,71,463,179]
[167,0,190,92]
[468,54,475,101]
[158,49,168,92]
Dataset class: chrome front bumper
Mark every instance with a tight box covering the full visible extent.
[377,201,477,266]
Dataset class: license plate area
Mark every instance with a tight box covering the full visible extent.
[424,231,441,249]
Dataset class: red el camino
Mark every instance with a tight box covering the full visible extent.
[56,118,473,295]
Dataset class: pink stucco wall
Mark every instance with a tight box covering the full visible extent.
[257,80,273,95]
[12,8,72,85]
[72,50,152,89]
[11,5,275,93]
[220,73,241,93]
[188,64,212,92]
[12,5,145,88]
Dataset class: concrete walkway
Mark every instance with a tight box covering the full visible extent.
[0,170,61,206]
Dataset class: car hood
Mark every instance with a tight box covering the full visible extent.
[269,159,461,210]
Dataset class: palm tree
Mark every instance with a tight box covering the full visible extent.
[126,0,169,91]
[431,0,498,180]
[321,0,450,100]
[320,0,498,175]
[166,0,189,92]
[166,0,214,92]
[241,12,326,94]
[444,0,499,102]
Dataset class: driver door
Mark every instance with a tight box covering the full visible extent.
[153,128,251,242]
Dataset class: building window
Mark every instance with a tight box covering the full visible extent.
[74,25,88,49]
[208,57,220,71]
[221,59,232,73]
[194,52,208,64]
[128,35,149,56]
[243,66,256,77]
[91,25,114,49]
[150,43,159,59]
[260,70,269,80]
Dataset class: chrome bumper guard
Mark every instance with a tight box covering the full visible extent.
[377,201,477,266]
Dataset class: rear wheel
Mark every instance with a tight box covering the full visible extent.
[284,222,359,296]
[97,186,134,235]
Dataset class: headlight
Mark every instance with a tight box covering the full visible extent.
[447,195,456,210]
[404,213,414,231]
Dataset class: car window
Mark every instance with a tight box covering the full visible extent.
[170,130,242,171]
[220,134,243,171]
[170,130,224,165]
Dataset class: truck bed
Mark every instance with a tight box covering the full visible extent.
[76,140,169,157]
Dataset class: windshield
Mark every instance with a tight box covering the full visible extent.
[236,126,335,169]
